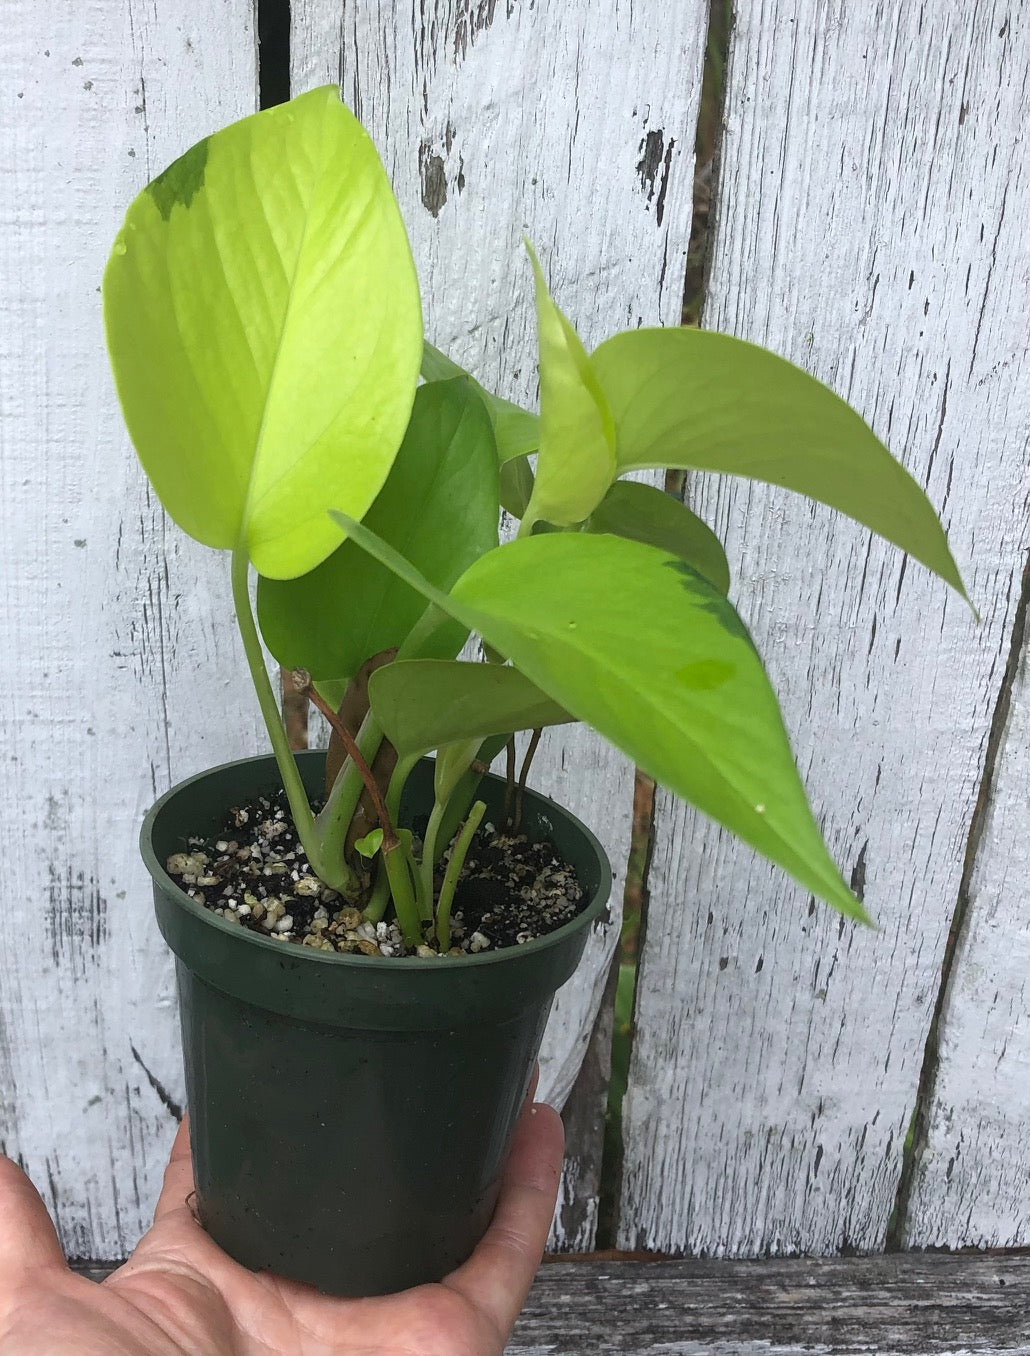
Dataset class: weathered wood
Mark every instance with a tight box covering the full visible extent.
[292,0,710,1244]
[905,567,1030,1248]
[73,1254,1030,1354]
[509,1256,1030,1356]
[620,2,1030,1254]
[0,0,259,1257]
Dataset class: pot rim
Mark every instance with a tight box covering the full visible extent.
[141,751,612,973]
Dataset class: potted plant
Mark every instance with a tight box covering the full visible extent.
[103,86,966,1297]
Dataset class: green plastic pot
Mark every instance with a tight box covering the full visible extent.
[141,751,611,1296]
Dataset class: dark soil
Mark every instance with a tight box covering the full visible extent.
[164,788,585,959]
[450,833,582,949]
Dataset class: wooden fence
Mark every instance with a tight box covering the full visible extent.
[1,0,1027,1280]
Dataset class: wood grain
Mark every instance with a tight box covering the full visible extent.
[509,1255,1030,1356]
[75,1254,1030,1354]
[0,0,259,1257]
[620,1,1030,1254]
[291,0,710,1244]
[905,571,1030,1247]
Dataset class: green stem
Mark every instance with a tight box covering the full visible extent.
[362,754,424,924]
[230,548,354,894]
[385,753,419,823]
[321,602,452,905]
[302,680,399,852]
[362,860,392,924]
[419,798,448,918]
[384,841,422,948]
[316,711,384,866]
[436,800,487,952]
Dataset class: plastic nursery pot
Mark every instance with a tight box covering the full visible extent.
[141,751,611,1297]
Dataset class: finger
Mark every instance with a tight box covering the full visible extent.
[0,1156,66,1274]
[444,1097,564,1340]
[153,1115,196,1223]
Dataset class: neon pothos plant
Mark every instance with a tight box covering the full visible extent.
[103,87,966,951]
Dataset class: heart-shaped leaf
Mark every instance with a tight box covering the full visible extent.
[258,377,498,680]
[331,511,869,923]
[521,243,616,531]
[587,480,730,593]
[369,659,571,760]
[354,829,384,858]
[422,342,540,463]
[590,328,966,596]
[103,85,422,579]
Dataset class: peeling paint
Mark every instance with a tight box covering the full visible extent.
[636,128,676,225]
[418,141,448,217]
[453,0,513,63]
[850,842,869,901]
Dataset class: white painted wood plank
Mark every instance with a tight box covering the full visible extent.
[905,590,1030,1248]
[291,0,709,1241]
[620,1,1030,1254]
[0,0,258,1258]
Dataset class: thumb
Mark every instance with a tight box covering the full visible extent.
[0,1155,66,1274]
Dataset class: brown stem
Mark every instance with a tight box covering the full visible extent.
[503,735,517,825]
[514,727,543,833]
[280,666,309,751]
[292,670,398,850]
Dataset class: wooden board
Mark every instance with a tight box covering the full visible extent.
[77,1255,1030,1355]
[509,1255,1030,1356]
[619,1,1030,1254]
[905,581,1030,1247]
[0,0,259,1258]
[291,0,709,1245]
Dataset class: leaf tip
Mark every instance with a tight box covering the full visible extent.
[956,575,980,623]
[830,885,876,929]
[852,900,878,930]
[522,235,545,285]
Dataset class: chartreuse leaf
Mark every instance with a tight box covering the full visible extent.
[354,829,384,858]
[587,480,730,594]
[590,328,966,597]
[368,659,571,760]
[521,243,616,531]
[422,342,540,463]
[330,511,870,924]
[257,378,498,681]
[103,85,422,579]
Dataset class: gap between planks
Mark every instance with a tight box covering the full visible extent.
[892,548,1030,1246]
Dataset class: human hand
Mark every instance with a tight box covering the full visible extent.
[0,1084,563,1355]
